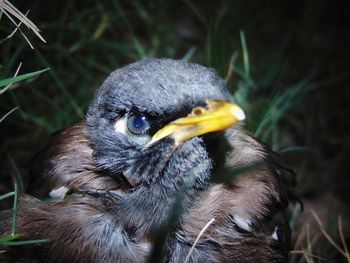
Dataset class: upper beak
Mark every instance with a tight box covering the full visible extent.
[148,99,245,146]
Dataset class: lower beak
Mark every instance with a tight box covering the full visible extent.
[148,99,245,146]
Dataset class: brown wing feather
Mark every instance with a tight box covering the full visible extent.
[28,121,121,198]
[0,125,298,262]
[168,127,298,262]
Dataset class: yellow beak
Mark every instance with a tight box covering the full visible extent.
[148,99,245,146]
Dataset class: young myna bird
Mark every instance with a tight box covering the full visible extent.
[0,59,298,262]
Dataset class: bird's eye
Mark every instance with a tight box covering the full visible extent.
[126,114,151,135]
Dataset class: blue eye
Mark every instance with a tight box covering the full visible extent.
[126,114,151,135]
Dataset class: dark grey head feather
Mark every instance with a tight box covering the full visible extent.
[89,58,229,119]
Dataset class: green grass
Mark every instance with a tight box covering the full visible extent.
[0,0,348,261]
[0,68,49,89]
[0,183,48,249]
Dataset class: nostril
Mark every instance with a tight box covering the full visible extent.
[192,107,204,116]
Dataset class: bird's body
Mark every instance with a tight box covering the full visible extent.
[0,59,298,262]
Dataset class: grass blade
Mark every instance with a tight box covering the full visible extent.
[0,239,48,246]
[0,192,15,201]
[11,183,18,237]
[0,68,49,88]
[240,31,250,80]
[0,107,18,123]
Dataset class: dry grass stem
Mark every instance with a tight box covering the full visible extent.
[311,210,350,262]
[0,0,46,46]
[183,218,215,263]
[338,216,350,262]
[225,51,239,83]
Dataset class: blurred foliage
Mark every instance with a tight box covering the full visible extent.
[0,0,349,261]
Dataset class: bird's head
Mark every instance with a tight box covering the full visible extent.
[86,59,245,188]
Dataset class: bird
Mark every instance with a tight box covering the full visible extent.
[0,58,299,262]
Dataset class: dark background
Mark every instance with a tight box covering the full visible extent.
[1,0,349,261]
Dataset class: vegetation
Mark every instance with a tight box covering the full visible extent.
[0,0,349,261]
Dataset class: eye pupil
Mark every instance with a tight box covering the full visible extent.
[134,116,145,129]
[127,114,150,135]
